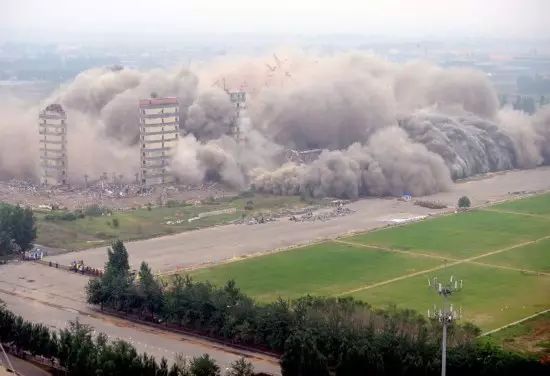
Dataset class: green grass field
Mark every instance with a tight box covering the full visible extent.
[36,194,312,250]
[481,312,550,355]
[188,193,550,334]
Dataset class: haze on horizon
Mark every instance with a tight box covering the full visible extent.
[2,0,549,42]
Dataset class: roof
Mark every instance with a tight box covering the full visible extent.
[139,97,178,107]
[44,103,65,114]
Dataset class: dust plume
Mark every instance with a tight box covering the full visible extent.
[0,51,549,198]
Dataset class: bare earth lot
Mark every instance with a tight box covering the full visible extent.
[45,167,550,273]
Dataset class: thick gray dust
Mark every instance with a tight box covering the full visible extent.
[0,52,549,198]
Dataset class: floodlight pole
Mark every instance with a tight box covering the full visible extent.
[441,299,448,376]
[428,276,462,376]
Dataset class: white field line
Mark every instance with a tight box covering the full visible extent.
[336,239,550,277]
[480,308,550,337]
[335,240,459,261]
[480,207,550,220]
[468,261,550,277]
[335,234,550,296]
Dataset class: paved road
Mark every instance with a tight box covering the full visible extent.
[0,352,51,376]
[46,167,550,273]
[0,263,280,375]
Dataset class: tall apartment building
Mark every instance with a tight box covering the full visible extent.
[139,97,179,186]
[227,89,246,138]
[38,104,68,185]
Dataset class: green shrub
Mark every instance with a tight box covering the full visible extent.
[165,200,180,208]
[85,204,108,217]
[44,212,78,221]
[458,196,471,208]
[244,200,254,211]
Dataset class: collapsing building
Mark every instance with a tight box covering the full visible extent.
[227,89,247,139]
[285,148,323,164]
[38,104,68,185]
[139,97,179,186]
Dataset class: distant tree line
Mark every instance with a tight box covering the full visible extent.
[517,75,550,96]
[0,202,36,256]
[87,240,549,375]
[0,301,255,376]
[498,93,548,115]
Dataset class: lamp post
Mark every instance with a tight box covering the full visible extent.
[428,275,462,376]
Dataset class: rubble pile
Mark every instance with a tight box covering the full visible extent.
[414,200,447,209]
[0,178,234,211]
[289,205,355,222]
[245,213,278,225]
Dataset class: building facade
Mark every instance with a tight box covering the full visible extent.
[38,104,68,185]
[139,97,179,186]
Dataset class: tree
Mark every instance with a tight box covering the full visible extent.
[281,331,330,376]
[86,240,133,311]
[56,320,97,376]
[137,261,164,319]
[190,354,220,376]
[157,357,169,376]
[458,196,471,208]
[169,353,192,376]
[0,203,36,256]
[244,201,254,211]
[226,357,254,376]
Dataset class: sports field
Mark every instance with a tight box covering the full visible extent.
[189,193,550,332]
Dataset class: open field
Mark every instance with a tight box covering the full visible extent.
[43,167,550,272]
[1,167,548,370]
[188,192,550,332]
[35,194,311,250]
[188,241,442,301]
[481,312,550,356]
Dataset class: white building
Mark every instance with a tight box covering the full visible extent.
[38,104,67,185]
[139,97,179,186]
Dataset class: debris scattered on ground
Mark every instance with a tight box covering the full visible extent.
[0,179,233,210]
[289,205,355,222]
[414,200,447,209]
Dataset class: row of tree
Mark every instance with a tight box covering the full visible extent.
[0,301,255,376]
[87,241,549,375]
[0,202,36,256]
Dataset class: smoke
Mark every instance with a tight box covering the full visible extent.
[185,89,235,141]
[0,51,549,198]
[0,98,39,179]
[252,127,451,198]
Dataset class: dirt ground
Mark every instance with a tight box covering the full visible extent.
[0,180,235,210]
[44,166,550,273]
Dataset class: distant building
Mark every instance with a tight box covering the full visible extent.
[285,148,323,164]
[38,103,68,185]
[227,89,246,138]
[139,97,179,186]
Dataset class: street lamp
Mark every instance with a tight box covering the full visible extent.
[428,275,462,376]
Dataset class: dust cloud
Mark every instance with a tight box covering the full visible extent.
[1,52,549,198]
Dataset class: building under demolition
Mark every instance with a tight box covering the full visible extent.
[38,104,68,185]
[285,148,323,164]
[139,96,179,186]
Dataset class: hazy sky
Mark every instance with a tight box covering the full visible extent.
[2,0,549,41]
